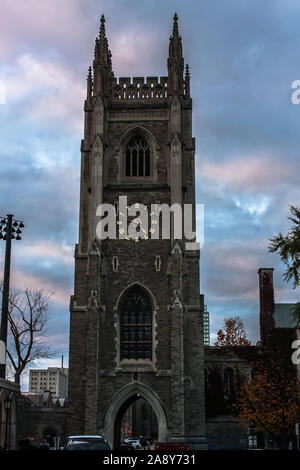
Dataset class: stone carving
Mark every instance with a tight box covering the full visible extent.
[171,95,181,132]
[113,76,168,101]
[94,97,104,135]
[93,134,103,160]
[107,110,168,122]
[171,133,181,164]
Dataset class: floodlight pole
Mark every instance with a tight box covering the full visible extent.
[0,214,13,379]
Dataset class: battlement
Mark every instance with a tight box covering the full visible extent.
[112,76,168,100]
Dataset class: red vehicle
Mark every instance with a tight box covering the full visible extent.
[154,442,190,450]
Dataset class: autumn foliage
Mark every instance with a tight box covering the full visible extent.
[215,316,251,347]
[233,359,300,448]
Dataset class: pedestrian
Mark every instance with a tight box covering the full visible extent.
[40,438,50,450]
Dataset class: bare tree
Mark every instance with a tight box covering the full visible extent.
[1,284,56,384]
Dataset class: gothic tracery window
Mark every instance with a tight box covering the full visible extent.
[224,367,234,400]
[119,285,152,360]
[125,136,151,177]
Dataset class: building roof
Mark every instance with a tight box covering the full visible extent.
[274,303,297,328]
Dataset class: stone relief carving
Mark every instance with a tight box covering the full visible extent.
[171,133,181,164]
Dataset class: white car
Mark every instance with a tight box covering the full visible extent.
[124,438,142,449]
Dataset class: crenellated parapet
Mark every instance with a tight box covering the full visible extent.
[111,76,191,101]
[112,76,168,101]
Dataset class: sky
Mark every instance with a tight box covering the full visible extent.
[0,0,299,391]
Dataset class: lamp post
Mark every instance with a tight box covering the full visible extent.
[4,394,12,450]
[0,214,24,379]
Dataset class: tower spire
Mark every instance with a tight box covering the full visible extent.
[93,13,113,96]
[168,12,184,95]
[173,12,179,38]
[98,13,108,66]
[99,13,106,39]
[185,63,190,98]
[86,66,92,104]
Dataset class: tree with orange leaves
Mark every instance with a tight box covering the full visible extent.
[215,316,251,347]
[233,358,300,449]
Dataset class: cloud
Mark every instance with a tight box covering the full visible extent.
[0,0,93,63]
[19,241,73,264]
[199,154,293,192]
[8,268,71,305]
[2,53,85,133]
[234,196,271,216]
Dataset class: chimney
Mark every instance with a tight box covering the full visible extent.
[258,268,275,347]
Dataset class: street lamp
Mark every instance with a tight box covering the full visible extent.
[0,214,24,379]
[4,394,12,450]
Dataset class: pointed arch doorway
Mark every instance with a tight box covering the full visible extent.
[103,382,168,449]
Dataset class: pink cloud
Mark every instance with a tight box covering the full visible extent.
[110,29,162,77]
[0,0,89,61]
[198,153,293,191]
[205,239,268,269]
[16,240,73,266]
[4,53,85,132]
[9,268,70,305]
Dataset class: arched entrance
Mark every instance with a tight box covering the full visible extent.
[115,394,158,448]
[104,382,168,449]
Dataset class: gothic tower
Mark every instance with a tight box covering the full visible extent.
[68,13,206,448]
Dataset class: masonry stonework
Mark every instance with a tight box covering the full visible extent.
[67,14,206,448]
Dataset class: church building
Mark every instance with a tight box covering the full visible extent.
[68,13,207,449]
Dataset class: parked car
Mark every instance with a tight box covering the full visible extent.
[64,435,111,450]
[123,438,142,449]
[139,437,151,448]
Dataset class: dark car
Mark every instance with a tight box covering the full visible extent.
[64,435,111,450]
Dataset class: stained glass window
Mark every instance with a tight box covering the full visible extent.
[120,285,152,360]
[125,136,151,177]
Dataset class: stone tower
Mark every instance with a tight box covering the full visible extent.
[68,13,206,448]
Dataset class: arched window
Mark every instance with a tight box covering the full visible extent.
[125,135,151,177]
[224,367,234,400]
[119,285,152,360]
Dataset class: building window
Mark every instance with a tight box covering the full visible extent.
[112,256,119,272]
[224,367,234,400]
[119,285,152,360]
[125,136,151,177]
[154,255,161,272]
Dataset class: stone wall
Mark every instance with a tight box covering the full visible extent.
[16,401,68,449]
[0,378,20,450]
[206,416,248,450]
